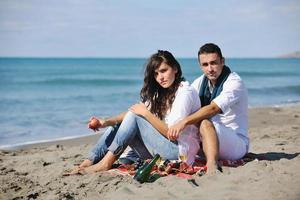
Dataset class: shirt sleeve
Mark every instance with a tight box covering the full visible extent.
[213,73,246,113]
[166,86,200,127]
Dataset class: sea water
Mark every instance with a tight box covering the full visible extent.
[0,58,300,148]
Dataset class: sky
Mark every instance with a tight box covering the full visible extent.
[0,0,299,58]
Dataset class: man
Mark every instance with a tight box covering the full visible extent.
[168,43,249,174]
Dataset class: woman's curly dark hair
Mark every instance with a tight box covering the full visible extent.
[140,50,185,119]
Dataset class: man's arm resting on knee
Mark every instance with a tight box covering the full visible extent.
[184,101,222,125]
[167,102,222,140]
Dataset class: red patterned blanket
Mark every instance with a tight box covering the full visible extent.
[108,153,255,181]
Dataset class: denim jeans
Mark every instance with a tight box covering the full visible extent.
[88,111,179,164]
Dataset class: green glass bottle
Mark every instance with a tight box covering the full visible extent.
[133,154,160,183]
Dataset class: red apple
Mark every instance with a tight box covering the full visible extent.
[89,118,101,130]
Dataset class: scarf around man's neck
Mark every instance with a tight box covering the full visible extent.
[199,65,231,106]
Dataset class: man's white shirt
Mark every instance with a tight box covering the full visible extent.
[191,72,249,146]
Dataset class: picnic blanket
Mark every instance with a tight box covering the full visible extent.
[108,153,256,181]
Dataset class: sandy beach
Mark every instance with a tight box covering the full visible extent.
[1,106,299,200]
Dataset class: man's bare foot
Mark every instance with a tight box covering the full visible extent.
[205,161,222,176]
[206,162,217,175]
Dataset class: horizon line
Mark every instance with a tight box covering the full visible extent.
[1,56,295,59]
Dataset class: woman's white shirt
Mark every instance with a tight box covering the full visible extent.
[165,81,201,165]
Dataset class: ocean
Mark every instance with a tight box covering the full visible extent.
[0,58,300,148]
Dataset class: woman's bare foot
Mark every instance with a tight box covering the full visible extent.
[63,166,83,176]
[78,151,117,174]
[63,159,93,176]
[78,159,93,168]
[78,162,110,174]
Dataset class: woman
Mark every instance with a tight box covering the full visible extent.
[67,50,201,174]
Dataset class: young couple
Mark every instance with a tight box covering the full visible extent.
[68,43,249,175]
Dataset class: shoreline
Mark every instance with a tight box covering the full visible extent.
[1,105,300,200]
[247,102,300,109]
[0,133,103,151]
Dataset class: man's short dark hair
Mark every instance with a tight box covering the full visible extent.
[198,43,223,59]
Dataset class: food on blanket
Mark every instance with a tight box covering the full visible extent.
[133,158,145,170]
[179,162,195,174]
[165,163,172,174]
[158,159,170,171]
[165,161,180,174]
[179,162,189,171]
[134,154,161,183]
[195,166,208,176]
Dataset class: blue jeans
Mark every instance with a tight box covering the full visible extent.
[88,111,179,164]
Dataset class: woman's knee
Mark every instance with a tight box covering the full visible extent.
[125,111,149,126]
[123,111,139,121]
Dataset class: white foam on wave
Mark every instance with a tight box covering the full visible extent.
[248,101,300,109]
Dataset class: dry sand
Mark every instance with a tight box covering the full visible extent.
[1,106,300,200]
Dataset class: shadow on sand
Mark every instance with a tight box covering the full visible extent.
[245,152,300,161]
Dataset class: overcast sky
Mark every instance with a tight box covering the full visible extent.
[0,0,299,58]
